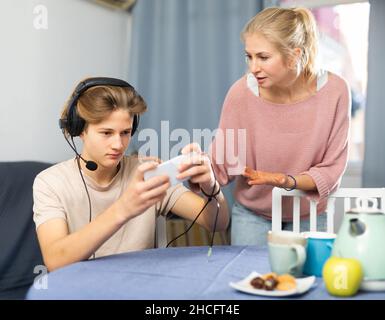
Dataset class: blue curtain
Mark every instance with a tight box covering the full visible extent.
[128,0,264,208]
[129,0,262,152]
[363,0,385,187]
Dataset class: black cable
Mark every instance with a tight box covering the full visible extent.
[166,197,212,248]
[62,130,81,158]
[166,179,221,251]
[75,155,92,225]
[70,136,95,260]
[200,183,221,257]
[208,196,220,257]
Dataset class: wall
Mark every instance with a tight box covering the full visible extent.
[0,0,132,163]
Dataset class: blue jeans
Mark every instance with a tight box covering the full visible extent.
[231,201,328,247]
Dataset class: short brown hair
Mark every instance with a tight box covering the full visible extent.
[61,80,147,135]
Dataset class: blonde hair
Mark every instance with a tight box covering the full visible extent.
[61,80,147,135]
[241,7,319,81]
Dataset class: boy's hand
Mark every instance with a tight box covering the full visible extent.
[177,143,217,195]
[118,161,170,221]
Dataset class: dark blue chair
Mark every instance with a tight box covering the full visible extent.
[0,161,51,299]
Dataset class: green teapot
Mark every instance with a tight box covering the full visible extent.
[332,197,385,291]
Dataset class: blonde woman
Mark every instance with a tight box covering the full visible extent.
[210,7,351,246]
[33,77,229,271]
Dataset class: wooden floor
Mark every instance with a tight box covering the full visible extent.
[166,217,229,247]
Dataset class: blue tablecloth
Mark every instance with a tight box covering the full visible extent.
[26,245,385,300]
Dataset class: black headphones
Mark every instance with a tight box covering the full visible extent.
[59,77,140,137]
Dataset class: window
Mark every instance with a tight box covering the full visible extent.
[280,0,370,163]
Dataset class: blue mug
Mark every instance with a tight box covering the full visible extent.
[302,232,336,277]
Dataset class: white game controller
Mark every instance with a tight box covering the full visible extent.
[143,152,198,187]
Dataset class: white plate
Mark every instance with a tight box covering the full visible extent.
[229,271,316,297]
[360,279,385,292]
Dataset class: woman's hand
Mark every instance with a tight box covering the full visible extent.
[243,166,289,188]
[176,143,217,195]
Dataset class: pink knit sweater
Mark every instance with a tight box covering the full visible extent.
[210,72,351,221]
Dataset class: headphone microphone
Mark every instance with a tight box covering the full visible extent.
[59,127,98,171]
[84,160,98,171]
[71,146,98,172]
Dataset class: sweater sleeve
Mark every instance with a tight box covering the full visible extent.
[209,82,244,186]
[302,80,351,201]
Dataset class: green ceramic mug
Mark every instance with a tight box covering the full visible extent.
[268,242,307,277]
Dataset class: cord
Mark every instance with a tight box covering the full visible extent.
[200,183,221,257]
[165,195,212,248]
[166,178,221,256]
[62,130,81,159]
[207,200,220,257]
[72,137,96,260]
[75,155,92,225]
